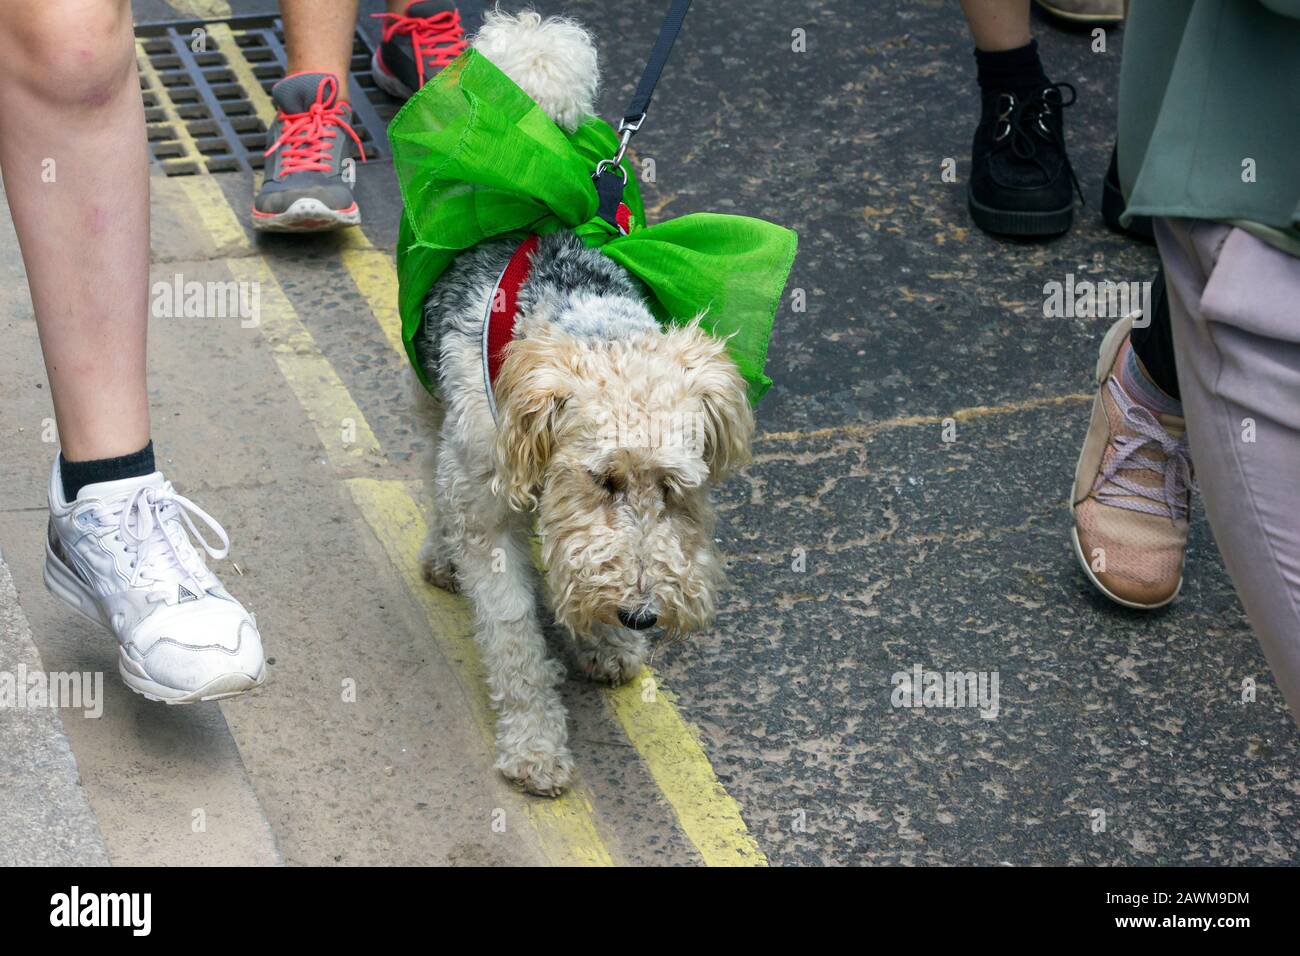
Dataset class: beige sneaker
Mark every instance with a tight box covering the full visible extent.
[1070,314,1194,609]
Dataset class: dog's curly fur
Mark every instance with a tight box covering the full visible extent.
[413,10,754,796]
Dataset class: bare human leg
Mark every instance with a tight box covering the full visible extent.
[0,0,149,462]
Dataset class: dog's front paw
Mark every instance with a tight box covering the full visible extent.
[418,539,459,592]
[496,747,574,798]
[576,645,644,686]
[423,561,460,592]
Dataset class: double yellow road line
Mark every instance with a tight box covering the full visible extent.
[143,32,766,866]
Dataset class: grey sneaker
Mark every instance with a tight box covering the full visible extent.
[371,0,474,100]
[253,73,362,232]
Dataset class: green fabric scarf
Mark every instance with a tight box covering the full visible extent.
[388,49,798,404]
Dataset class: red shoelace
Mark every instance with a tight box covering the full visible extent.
[264,74,365,175]
[372,8,467,88]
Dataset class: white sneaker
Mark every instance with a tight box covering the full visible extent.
[44,460,266,704]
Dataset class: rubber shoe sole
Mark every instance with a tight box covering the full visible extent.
[117,660,265,704]
[968,185,1073,237]
[251,196,360,233]
[371,48,416,101]
[43,538,266,704]
[1034,0,1125,24]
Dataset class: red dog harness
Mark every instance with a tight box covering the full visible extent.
[481,209,631,423]
[481,234,541,421]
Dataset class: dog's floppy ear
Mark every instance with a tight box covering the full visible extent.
[493,330,574,510]
[667,322,754,481]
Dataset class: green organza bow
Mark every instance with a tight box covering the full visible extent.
[389,49,798,403]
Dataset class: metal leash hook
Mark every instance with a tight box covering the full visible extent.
[593,113,645,184]
[590,0,691,228]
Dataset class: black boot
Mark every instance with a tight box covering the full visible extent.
[967,43,1082,237]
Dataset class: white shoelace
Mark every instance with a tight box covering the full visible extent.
[88,484,231,600]
[1095,377,1195,521]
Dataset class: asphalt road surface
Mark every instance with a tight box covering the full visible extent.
[1,0,1296,866]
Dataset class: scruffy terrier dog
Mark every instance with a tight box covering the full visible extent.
[413,11,754,796]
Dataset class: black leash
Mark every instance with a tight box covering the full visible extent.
[593,0,692,229]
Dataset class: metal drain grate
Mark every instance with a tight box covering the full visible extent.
[137,16,399,177]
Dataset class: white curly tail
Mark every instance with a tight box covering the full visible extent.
[472,8,599,132]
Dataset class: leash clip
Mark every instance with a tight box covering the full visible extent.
[593,113,645,184]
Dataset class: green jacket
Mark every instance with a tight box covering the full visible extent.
[1119,0,1300,256]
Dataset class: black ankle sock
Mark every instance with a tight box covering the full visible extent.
[974,39,1048,96]
[60,441,155,502]
[1129,269,1180,400]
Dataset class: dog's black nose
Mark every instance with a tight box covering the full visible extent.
[617,607,658,630]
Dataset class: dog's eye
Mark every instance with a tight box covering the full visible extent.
[590,470,622,496]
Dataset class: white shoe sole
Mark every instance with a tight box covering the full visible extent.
[117,659,265,704]
[251,196,360,233]
[371,48,416,100]
[43,539,266,704]
[1034,0,1125,24]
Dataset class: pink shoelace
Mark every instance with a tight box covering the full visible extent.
[264,75,365,175]
[1094,376,1195,520]
[372,8,468,89]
